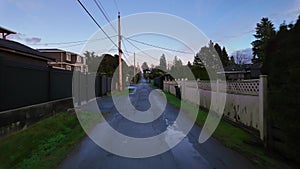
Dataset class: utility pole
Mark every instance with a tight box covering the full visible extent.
[133,52,136,83]
[118,12,122,91]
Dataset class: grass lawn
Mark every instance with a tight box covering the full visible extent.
[163,92,292,169]
[0,112,102,169]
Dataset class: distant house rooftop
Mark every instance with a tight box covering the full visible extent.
[0,39,55,61]
[37,48,67,53]
[37,48,81,56]
[218,63,262,73]
[217,63,262,80]
[0,26,16,39]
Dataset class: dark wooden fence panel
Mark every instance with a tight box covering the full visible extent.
[101,75,107,95]
[0,57,114,137]
[87,73,96,100]
[0,60,49,111]
[50,69,73,100]
[95,75,101,97]
[153,76,164,89]
[107,77,112,92]
[0,58,112,111]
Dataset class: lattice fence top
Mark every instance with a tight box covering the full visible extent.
[225,80,259,95]
[164,81,177,85]
[164,79,260,95]
[197,80,215,91]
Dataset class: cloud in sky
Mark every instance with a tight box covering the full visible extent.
[7,33,41,44]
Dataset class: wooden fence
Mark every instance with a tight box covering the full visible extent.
[163,75,268,142]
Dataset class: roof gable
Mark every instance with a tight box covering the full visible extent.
[0,39,54,60]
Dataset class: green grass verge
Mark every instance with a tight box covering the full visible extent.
[163,92,291,169]
[0,112,102,169]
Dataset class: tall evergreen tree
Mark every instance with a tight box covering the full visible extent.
[251,17,276,63]
[213,43,230,66]
[196,40,221,70]
[158,54,167,72]
[193,53,204,67]
[229,56,235,65]
[141,62,149,71]
[214,43,222,61]
[187,61,192,68]
[170,56,184,79]
[221,47,229,65]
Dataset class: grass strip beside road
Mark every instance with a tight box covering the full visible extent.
[0,112,102,169]
[164,92,291,169]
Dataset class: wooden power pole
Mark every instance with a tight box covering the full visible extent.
[118,12,122,91]
[133,52,136,83]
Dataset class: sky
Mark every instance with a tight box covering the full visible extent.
[0,0,299,66]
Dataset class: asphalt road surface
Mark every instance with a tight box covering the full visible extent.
[58,80,259,169]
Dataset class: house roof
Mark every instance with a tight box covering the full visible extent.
[0,26,16,35]
[224,64,250,71]
[0,39,55,60]
[217,63,262,74]
[37,48,67,53]
[38,48,82,57]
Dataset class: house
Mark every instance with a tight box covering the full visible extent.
[0,37,56,111]
[71,52,88,72]
[38,49,88,72]
[0,39,55,66]
[217,63,262,80]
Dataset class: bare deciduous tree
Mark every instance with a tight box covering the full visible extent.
[234,51,252,65]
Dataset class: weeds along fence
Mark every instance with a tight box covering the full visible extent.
[163,75,268,142]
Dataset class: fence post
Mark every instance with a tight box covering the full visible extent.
[0,58,3,110]
[78,72,82,106]
[259,75,268,145]
[216,79,220,95]
[181,79,185,100]
[48,68,51,101]
[216,79,220,113]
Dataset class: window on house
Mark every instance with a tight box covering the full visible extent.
[83,57,86,64]
[77,56,82,63]
[66,53,71,61]
[74,66,81,71]
[66,65,72,70]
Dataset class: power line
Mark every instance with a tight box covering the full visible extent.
[93,0,117,33]
[120,39,130,64]
[125,36,194,54]
[111,46,145,63]
[123,37,159,61]
[121,38,130,63]
[58,42,86,48]
[122,40,145,65]
[96,0,112,21]
[113,0,119,12]
[77,0,119,50]
[30,35,118,46]
[121,38,147,64]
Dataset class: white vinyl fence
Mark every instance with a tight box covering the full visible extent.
[163,75,267,141]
